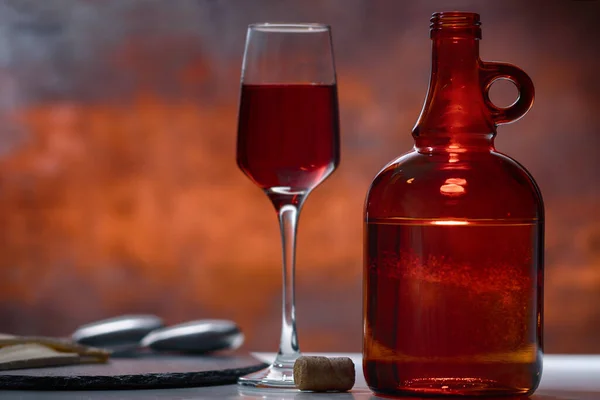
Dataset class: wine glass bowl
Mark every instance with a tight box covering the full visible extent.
[237,83,340,197]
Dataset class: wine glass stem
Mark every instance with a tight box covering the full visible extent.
[275,202,302,367]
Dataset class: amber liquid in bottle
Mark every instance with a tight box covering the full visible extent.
[363,12,543,397]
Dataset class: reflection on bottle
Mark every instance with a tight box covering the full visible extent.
[440,177,467,196]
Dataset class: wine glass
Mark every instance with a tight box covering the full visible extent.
[236,23,340,388]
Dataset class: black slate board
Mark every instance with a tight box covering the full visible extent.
[0,354,267,390]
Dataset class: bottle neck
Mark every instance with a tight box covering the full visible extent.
[413,36,496,152]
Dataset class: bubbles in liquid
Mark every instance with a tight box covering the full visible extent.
[364,218,542,396]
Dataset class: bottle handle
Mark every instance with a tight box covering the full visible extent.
[480,61,535,125]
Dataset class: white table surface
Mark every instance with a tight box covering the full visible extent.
[1,353,599,399]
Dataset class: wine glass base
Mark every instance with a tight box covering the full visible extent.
[238,363,297,389]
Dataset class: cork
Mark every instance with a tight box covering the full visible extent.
[293,356,355,392]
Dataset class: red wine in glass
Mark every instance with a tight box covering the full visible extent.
[236,23,339,388]
[237,83,340,194]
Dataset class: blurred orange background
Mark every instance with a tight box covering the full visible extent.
[0,0,598,353]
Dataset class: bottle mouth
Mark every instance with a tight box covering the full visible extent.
[430,12,482,39]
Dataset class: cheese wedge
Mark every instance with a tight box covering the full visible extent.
[0,335,110,360]
[0,334,110,370]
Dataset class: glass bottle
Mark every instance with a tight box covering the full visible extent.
[363,12,543,397]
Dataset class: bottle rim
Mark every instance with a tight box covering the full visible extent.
[430,12,482,39]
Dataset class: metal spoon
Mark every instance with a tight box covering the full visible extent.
[72,314,164,351]
[71,315,244,355]
[141,319,245,354]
